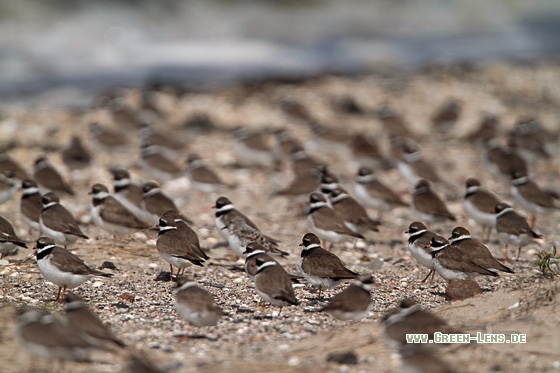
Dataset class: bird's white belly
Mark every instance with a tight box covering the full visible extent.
[38,257,89,288]
[464,199,496,227]
[433,258,468,281]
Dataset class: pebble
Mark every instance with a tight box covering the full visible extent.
[288,356,300,366]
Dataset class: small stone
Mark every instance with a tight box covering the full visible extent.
[0,259,9,266]
[133,232,147,241]
[113,302,130,309]
[288,356,300,366]
[92,281,104,288]
[326,350,359,365]
[100,261,117,270]
[446,280,483,301]
[120,294,135,302]
[155,271,171,282]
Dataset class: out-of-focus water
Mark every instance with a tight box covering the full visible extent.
[1,0,559,102]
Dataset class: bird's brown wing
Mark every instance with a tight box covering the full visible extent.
[100,197,150,229]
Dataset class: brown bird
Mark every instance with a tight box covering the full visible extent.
[139,145,183,182]
[431,99,461,131]
[0,170,19,205]
[20,179,43,235]
[174,276,223,328]
[398,145,444,187]
[465,115,500,144]
[0,215,27,259]
[110,168,146,222]
[463,177,502,242]
[448,227,513,275]
[33,156,75,195]
[511,171,559,227]
[354,167,408,219]
[141,181,191,225]
[484,138,529,180]
[328,187,381,235]
[39,192,89,248]
[429,235,499,282]
[89,183,151,236]
[405,221,437,282]
[213,196,279,245]
[351,133,385,170]
[16,308,93,362]
[243,242,278,282]
[64,292,125,348]
[61,136,92,171]
[253,257,298,314]
[89,123,129,151]
[299,233,358,299]
[0,152,28,180]
[411,180,455,222]
[34,237,112,301]
[383,299,455,353]
[185,153,232,194]
[307,193,365,247]
[495,203,543,262]
[321,275,374,321]
[156,212,209,279]
[376,105,412,137]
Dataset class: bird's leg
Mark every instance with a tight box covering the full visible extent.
[421,269,434,282]
[516,247,522,262]
[55,286,62,302]
[176,326,191,341]
[530,214,536,229]
[278,306,283,316]
[57,285,67,302]
[430,270,436,283]
[318,285,322,300]
[504,244,509,263]
[260,302,266,315]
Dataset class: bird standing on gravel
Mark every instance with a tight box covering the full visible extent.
[321,275,374,321]
[495,202,544,262]
[156,212,209,280]
[174,276,223,329]
[299,233,358,299]
[34,237,113,302]
[39,192,89,248]
[253,257,299,314]
[64,292,126,349]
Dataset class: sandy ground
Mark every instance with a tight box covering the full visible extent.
[1,62,560,372]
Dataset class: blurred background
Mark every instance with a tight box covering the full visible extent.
[1,0,560,104]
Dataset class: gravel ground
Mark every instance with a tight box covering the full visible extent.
[1,62,560,372]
